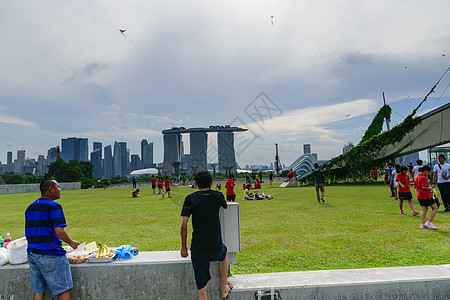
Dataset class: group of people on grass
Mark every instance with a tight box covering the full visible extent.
[384,154,450,230]
[131,175,173,198]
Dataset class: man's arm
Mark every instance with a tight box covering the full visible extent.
[433,169,437,184]
[180,216,189,257]
[54,227,79,250]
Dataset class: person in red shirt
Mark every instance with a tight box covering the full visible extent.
[287,170,295,180]
[372,170,378,181]
[163,176,172,198]
[396,166,419,216]
[254,181,261,190]
[413,166,438,229]
[151,175,157,194]
[225,174,236,202]
[157,177,164,195]
[132,189,140,198]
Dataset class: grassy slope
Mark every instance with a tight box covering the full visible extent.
[1,183,448,274]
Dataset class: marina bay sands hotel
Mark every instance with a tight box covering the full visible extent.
[162,125,247,174]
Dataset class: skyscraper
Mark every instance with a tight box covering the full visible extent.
[131,154,140,171]
[163,132,182,172]
[141,139,148,169]
[218,131,236,174]
[190,131,208,172]
[15,150,25,174]
[103,145,113,178]
[303,144,311,154]
[7,151,12,164]
[142,142,154,168]
[47,147,58,164]
[36,155,46,176]
[61,137,89,162]
[113,141,127,177]
[91,142,103,178]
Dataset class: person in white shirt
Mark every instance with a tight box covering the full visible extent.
[433,155,450,213]
[412,159,423,180]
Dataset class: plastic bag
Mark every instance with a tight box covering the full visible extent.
[0,248,8,266]
[7,237,28,264]
[114,245,138,259]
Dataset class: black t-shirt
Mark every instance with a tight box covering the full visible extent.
[181,190,227,254]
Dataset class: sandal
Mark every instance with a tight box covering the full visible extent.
[222,281,233,299]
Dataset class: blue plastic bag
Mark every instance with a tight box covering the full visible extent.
[114,245,139,259]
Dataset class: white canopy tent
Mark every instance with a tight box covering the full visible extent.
[129,168,159,176]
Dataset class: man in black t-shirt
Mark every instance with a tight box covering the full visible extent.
[180,171,232,300]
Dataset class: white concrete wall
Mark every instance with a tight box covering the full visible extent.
[0,182,81,194]
[0,251,221,300]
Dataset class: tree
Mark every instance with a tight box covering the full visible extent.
[45,159,94,188]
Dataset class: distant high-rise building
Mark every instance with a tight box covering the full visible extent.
[47,147,58,164]
[218,131,236,174]
[163,132,182,172]
[303,144,311,154]
[141,139,148,168]
[15,150,25,174]
[36,155,46,176]
[103,145,113,178]
[142,142,154,168]
[113,141,127,177]
[7,151,12,164]
[131,154,140,171]
[61,137,89,162]
[91,142,103,178]
[190,131,208,172]
[79,138,89,161]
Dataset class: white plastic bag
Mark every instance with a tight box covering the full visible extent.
[0,248,7,265]
[7,237,28,264]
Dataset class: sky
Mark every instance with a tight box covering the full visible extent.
[1,0,450,167]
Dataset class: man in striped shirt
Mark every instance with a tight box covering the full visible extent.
[25,180,79,300]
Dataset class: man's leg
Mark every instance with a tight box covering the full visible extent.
[442,182,450,209]
[197,286,208,300]
[33,293,44,300]
[58,289,71,300]
[389,181,395,196]
[220,252,230,299]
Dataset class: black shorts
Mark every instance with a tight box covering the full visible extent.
[418,198,435,207]
[165,188,171,192]
[191,244,227,290]
[152,185,156,189]
[398,192,412,200]
[226,194,236,202]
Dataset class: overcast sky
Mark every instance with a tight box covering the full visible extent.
[1,0,450,167]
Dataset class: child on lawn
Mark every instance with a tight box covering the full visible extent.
[396,166,419,216]
[413,166,438,229]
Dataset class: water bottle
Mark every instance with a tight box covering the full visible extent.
[0,233,3,248]
[4,233,11,249]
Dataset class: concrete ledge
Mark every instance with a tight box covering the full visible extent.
[0,251,220,299]
[229,264,450,299]
[0,182,81,194]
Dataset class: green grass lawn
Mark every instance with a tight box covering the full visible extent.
[1,183,448,274]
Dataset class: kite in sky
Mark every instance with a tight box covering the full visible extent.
[270,16,274,25]
[119,29,136,46]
